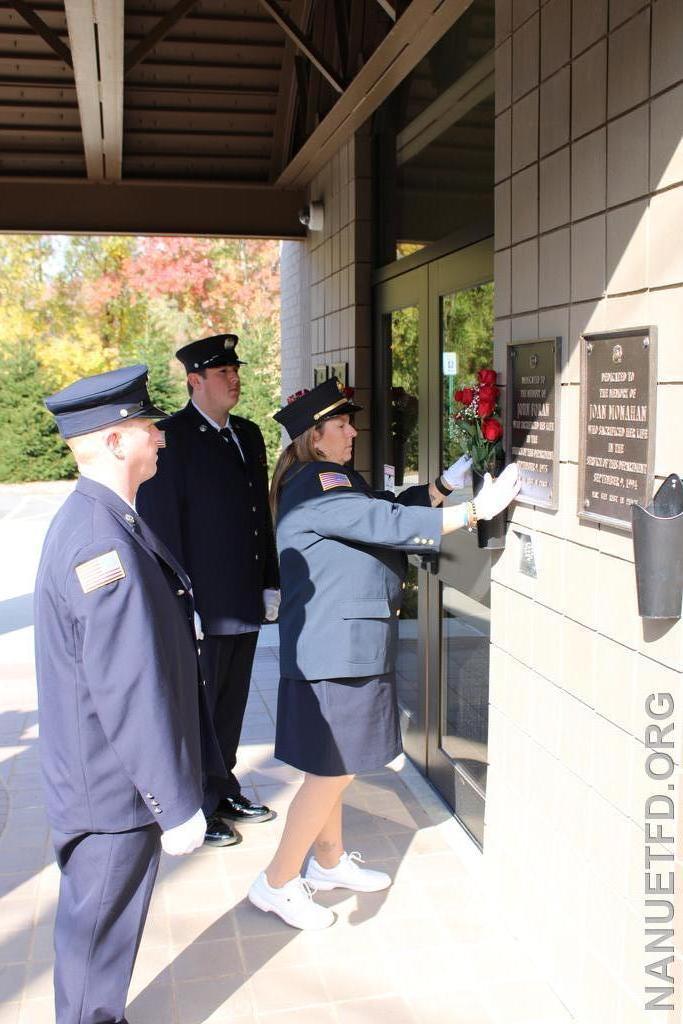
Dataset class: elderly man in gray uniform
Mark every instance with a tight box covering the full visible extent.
[35,365,207,1024]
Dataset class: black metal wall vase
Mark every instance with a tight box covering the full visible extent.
[631,474,683,619]
[472,467,507,550]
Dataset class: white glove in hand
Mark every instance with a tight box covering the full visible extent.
[263,588,281,622]
[442,454,473,490]
[193,610,204,641]
[160,808,206,856]
[473,464,521,521]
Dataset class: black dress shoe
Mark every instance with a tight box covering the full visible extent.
[215,794,275,824]
[203,814,241,847]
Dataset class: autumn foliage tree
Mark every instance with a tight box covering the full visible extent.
[0,235,282,481]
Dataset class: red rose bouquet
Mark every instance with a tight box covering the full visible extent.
[453,368,504,473]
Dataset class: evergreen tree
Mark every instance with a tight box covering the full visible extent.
[0,343,75,482]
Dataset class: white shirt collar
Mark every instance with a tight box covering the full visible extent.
[191,399,230,433]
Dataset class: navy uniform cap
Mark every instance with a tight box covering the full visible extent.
[273,377,362,441]
[44,364,166,439]
[176,333,246,372]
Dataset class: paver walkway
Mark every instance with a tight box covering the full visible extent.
[0,483,574,1023]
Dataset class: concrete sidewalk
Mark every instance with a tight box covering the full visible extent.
[0,482,574,1023]
[0,640,574,1024]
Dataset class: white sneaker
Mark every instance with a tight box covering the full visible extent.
[248,871,335,930]
[305,851,392,892]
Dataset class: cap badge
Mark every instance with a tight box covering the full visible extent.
[336,379,344,394]
[224,338,235,349]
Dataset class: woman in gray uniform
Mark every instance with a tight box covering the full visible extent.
[248,378,519,929]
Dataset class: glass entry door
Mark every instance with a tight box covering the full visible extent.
[373,268,429,771]
[374,242,494,845]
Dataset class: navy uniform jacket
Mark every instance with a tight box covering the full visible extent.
[137,402,279,634]
[34,477,204,834]
[276,461,443,680]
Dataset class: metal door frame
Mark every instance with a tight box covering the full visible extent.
[424,242,494,847]
[372,239,494,842]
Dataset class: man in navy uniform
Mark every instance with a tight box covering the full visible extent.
[138,334,278,846]
[35,365,208,1024]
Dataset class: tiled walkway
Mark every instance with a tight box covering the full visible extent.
[0,639,575,1024]
[0,483,574,1023]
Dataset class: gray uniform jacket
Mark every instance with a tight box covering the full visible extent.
[276,461,443,680]
[34,477,204,834]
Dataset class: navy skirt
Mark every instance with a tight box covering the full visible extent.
[274,672,403,776]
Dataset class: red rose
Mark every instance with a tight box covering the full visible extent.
[478,398,496,418]
[454,390,464,402]
[482,417,503,442]
[478,383,499,404]
[461,387,474,405]
[478,368,497,385]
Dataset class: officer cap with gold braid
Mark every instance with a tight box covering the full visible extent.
[273,377,362,441]
[176,333,245,372]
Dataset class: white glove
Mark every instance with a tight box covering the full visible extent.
[160,808,206,856]
[193,610,204,640]
[442,454,473,490]
[473,464,521,521]
[263,588,281,622]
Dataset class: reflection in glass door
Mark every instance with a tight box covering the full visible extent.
[384,306,421,735]
[427,259,494,846]
[374,275,429,771]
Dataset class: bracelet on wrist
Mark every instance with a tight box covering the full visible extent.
[434,475,452,497]
[465,500,478,531]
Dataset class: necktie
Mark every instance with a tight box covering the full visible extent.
[218,426,244,461]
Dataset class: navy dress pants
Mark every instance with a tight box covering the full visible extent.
[200,631,258,811]
[51,824,161,1024]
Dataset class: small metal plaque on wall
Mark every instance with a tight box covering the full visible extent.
[578,327,657,531]
[330,361,348,385]
[506,338,561,509]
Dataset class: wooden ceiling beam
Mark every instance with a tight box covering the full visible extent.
[268,0,314,182]
[64,0,124,180]
[6,0,72,67]
[374,0,396,23]
[0,179,307,238]
[277,0,476,187]
[256,0,344,94]
[124,0,200,76]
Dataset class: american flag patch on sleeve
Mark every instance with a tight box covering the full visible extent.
[75,550,126,594]
[318,471,352,491]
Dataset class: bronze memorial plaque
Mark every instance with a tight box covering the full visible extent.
[506,338,561,509]
[579,327,657,530]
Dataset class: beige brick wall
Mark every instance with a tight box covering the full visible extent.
[491,1,683,1020]
[279,129,374,474]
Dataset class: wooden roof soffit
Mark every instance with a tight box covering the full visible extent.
[6,0,73,67]
[256,0,344,95]
[277,0,476,188]
[64,0,124,181]
[124,0,201,76]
